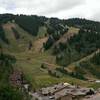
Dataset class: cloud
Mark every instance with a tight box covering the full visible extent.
[39,0,84,14]
[84,0,100,21]
[0,0,84,14]
[0,0,16,11]
[92,12,100,21]
[0,0,100,21]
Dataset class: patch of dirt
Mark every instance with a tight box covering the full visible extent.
[3,22,16,30]
[33,37,48,52]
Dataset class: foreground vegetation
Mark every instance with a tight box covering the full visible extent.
[0,50,28,100]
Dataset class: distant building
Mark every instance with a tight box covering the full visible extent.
[57,94,73,100]
[32,82,95,100]
[95,80,100,83]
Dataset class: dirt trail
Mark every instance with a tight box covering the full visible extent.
[66,49,100,72]
[78,49,100,63]
[53,27,79,47]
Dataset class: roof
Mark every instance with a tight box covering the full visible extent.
[41,82,71,95]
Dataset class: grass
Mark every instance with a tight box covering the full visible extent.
[2,22,100,90]
[88,83,100,90]
[12,50,82,88]
[3,22,35,53]
[37,26,47,38]
[12,50,56,87]
[14,51,99,90]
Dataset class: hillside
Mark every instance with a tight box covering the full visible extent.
[0,14,100,98]
[0,50,30,100]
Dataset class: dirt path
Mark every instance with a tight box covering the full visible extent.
[66,49,100,72]
[53,27,79,47]
[78,49,100,63]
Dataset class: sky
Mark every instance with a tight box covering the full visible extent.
[0,0,100,21]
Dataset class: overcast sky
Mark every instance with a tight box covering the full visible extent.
[0,0,100,21]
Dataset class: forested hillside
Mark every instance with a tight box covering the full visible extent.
[14,15,46,36]
[51,18,100,80]
[65,18,100,32]
[0,14,100,99]
[0,25,9,44]
[0,49,26,100]
[54,28,100,66]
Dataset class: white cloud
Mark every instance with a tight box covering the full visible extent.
[0,0,84,14]
[0,0,100,21]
